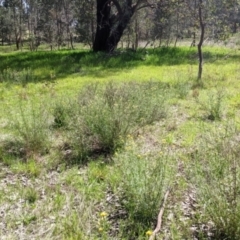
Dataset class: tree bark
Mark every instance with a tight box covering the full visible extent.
[93,0,135,52]
[93,0,112,52]
[197,0,204,81]
[134,17,139,50]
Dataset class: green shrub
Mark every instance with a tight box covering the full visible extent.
[9,100,50,156]
[53,104,67,128]
[52,99,72,129]
[196,89,225,121]
[192,123,240,239]
[67,81,169,163]
[111,142,174,238]
[0,68,35,86]
[173,81,191,99]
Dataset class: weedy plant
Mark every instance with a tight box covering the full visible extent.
[53,194,96,240]
[23,187,39,204]
[192,122,240,239]
[196,89,225,121]
[53,104,67,128]
[110,141,175,238]
[52,98,73,129]
[8,99,50,157]
[0,68,35,86]
[67,81,169,163]
[173,81,191,99]
[11,158,42,177]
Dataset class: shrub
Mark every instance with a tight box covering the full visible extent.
[173,81,191,99]
[52,99,72,129]
[0,68,35,86]
[111,142,174,238]
[67,81,169,163]
[9,100,50,156]
[196,89,225,121]
[53,104,67,128]
[192,122,240,239]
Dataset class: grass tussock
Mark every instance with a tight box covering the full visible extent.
[0,68,35,86]
[8,100,50,157]
[196,89,226,121]
[110,140,175,238]
[65,81,169,163]
[192,122,240,239]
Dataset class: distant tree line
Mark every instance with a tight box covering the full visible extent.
[0,0,239,52]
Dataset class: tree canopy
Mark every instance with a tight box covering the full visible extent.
[0,0,239,51]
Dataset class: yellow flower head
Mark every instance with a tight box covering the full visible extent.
[146,230,153,236]
[98,227,103,232]
[100,211,108,218]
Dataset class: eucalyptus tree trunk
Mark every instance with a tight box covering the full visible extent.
[93,0,112,52]
[197,0,204,81]
[93,0,138,52]
[63,0,74,49]
[134,16,139,50]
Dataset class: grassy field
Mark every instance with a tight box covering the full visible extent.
[0,45,240,240]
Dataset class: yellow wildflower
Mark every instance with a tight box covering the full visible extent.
[100,211,108,218]
[98,227,103,232]
[146,230,153,236]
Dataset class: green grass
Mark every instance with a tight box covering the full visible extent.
[191,122,240,239]
[0,45,240,239]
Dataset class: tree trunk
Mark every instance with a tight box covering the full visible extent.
[174,1,179,47]
[197,0,204,81]
[70,33,74,50]
[63,0,74,49]
[93,0,134,52]
[19,0,23,51]
[15,35,20,50]
[233,21,237,34]
[91,1,95,46]
[134,17,139,50]
[191,32,196,47]
[93,0,112,52]
[1,28,3,45]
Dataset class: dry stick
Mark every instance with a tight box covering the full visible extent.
[149,188,171,240]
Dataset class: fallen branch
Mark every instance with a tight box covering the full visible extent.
[149,188,171,240]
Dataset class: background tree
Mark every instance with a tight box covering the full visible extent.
[2,0,27,49]
[0,0,239,52]
[74,0,95,47]
[185,0,237,80]
[93,0,155,52]
[0,5,12,45]
[229,0,240,34]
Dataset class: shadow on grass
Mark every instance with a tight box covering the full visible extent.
[0,47,239,84]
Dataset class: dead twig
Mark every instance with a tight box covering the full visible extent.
[149,188,171,240]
